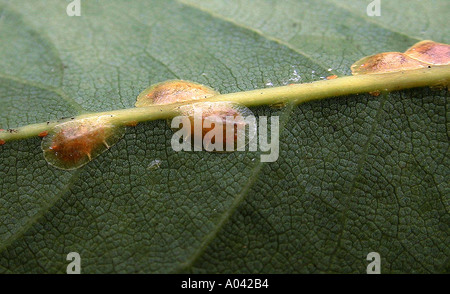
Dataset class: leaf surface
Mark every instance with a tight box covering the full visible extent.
[0,0,448,273]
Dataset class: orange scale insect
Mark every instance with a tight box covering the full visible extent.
[135,80,219,107]
[350,52,428,75]
[136,80,255,152]
[0,139,5,146]
[178,102,256,152]
[351,40,450,76]
[404,40,450,65]
[41,116,125,170]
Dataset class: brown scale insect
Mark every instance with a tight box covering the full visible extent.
[136,80,254,152]
[351,40,450,75]
[41,116,125,170]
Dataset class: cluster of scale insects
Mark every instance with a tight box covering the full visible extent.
[1,80,254,170]
[0,40,448,170]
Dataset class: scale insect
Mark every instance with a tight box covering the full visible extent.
[41,115,125,170]
[135,79,219,107]
[351,40,450,75]
[176,101,256,152]
[136,80,255,151]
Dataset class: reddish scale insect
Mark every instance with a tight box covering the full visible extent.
[41,116,125,170]
[351,40,450,75]
[179,102,255,152]
[190,107,240,148]
[404,40,450,65]
[351,52,428,75]
[326,75,338,80]
[49,125,106,162]
[136,80,219,107]
[136,80,255,152]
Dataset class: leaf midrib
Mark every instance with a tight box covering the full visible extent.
[1,0,443,273]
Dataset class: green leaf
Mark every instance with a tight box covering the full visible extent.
[0,0,448,273]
